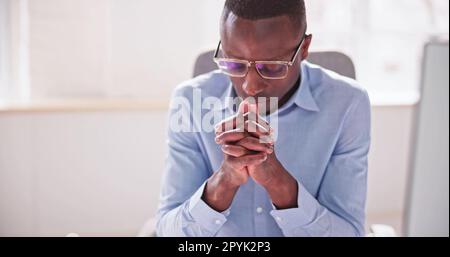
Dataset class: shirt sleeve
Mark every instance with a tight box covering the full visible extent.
[270,90,371,237]
[156,86,230,237]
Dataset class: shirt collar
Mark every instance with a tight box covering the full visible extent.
[292,61,320,112]
[216,81,237,112]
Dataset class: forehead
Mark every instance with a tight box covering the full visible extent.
[220,13,301,60]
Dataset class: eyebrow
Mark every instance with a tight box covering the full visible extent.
[221,45,296,61]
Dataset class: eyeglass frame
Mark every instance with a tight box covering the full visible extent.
[213,33,309,80]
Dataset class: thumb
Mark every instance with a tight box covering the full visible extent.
[238,99,249,114]
[238,99,258,114]
[248,102,258,114]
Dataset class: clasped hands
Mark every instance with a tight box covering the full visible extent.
[207,100,298,210]
[214,100,280,188]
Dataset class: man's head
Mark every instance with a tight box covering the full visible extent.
[219,0,312,107]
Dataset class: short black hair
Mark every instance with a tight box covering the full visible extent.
[222,0,306,29]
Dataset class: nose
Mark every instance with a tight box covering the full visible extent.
[242,68,267,96]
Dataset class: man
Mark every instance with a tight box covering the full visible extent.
[156,0,370,237]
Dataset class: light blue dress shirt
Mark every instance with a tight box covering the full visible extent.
[156,61,371,237]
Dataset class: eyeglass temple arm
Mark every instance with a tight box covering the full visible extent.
[213,41,222,59]
[289,34,308,64]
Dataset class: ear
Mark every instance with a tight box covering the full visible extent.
[301,34,313,61]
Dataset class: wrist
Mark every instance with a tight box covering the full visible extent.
[217,166,242,191]
[264,168,298,209]
[201,168,240,212]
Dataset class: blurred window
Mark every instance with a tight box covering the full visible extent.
[0,0,448,104]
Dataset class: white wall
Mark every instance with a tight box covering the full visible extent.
[367,105,415,234]
[0,110,167,236]
[0,104,415,236]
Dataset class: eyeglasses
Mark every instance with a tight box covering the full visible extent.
[213,34,308,80]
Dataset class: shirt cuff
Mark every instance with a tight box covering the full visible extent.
[269,179,321,233]
[188,181,230,234]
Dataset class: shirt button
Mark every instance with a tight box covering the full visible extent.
[275,216,282,222]
[256,207,263,214]
[215,219,221,225]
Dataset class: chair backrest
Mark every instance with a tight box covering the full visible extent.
[192,50,356,79]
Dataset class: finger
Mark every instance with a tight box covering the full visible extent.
[238,100,258,114]
[243,112,272,132]
[259,134,275,145]
[229,152,267,167]
[244,120,270,137]
[214,114,246,134]
[238,100,249,114]
[221,144,251,158]
[215,128,246,144]
[249,103,258,113]
[214,115,237,134]
[236,137,273,154]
